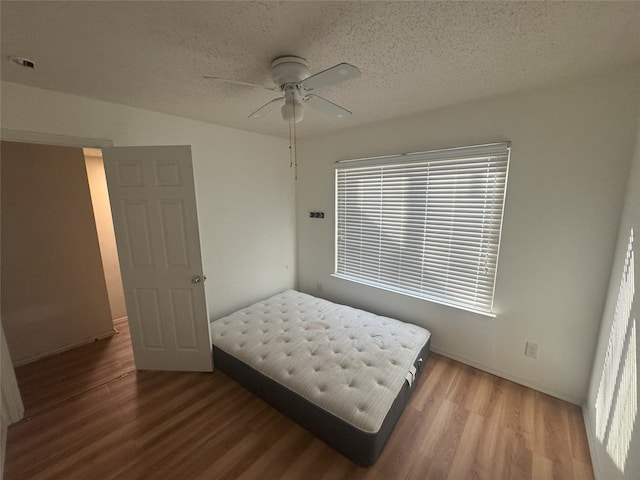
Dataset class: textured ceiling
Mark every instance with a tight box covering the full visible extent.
[2,1,639,139]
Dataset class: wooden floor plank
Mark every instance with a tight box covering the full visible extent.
[534,391,577,479]
[446,411,486,479]
[5,320,594,480]
[279,439,337,480]
[501,378,536,451]
[566,402,593,465]
[14,317,134,416]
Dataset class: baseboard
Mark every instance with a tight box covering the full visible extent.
[582,402,602,479]
[430,345,582,405]
[12,328,117,367]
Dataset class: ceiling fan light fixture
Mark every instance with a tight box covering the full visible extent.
[281,101,304,123]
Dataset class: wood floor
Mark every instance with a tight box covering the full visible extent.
[13,317,135,417]
[5,320,594,480]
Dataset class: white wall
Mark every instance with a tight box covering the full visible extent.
[1,141,116,364]
[84,148,127,321]
[296,69,640,404]
[584,105,640,479]
[0,81,296,321]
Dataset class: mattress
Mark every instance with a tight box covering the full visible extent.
[209,290,431,466]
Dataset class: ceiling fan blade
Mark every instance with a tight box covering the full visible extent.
[299,63,360,91]
[203,76,280,92]
[248,97,285,119]
[304,94,352,119]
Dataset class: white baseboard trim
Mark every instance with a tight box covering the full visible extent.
[430,345,582,405]
[12,328,117,367]
[581,402,602,479]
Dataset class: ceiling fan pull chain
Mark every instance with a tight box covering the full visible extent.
[293,101,298,180]
[289,121,293,169]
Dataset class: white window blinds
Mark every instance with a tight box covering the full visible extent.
[335,143,510,315]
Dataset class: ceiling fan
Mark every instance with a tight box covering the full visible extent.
[205,56,361,124]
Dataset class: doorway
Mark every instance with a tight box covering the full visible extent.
[2,138,213,417]
[0,141,134,414]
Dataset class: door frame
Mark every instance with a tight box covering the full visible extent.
[0,129,113,149]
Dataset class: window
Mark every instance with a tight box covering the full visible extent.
[334,143,510,316]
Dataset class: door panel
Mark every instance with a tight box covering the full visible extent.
[170,289,198,349]
[155,162,182,186]
[103,145,211,371]
[160,200,190,267]
[134,288,164,348]
[116,162,144,186]
[123,201,154,266]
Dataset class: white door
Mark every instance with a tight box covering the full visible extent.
[102,145,212,372]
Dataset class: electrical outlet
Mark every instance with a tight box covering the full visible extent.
[524,342,538,359]
[316,282,323,292]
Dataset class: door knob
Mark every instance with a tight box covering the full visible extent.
[191,275,202,284]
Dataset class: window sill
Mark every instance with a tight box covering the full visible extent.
[331,273,497,319]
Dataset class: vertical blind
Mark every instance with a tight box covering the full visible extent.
[335,143,510,315]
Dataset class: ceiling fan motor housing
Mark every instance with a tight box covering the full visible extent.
[271,56,310,87]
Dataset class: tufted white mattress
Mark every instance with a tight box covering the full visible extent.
[210,290,431,460]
